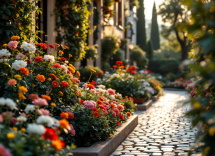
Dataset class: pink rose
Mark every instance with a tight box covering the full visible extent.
[82,83,88,88]
[90,89,96,93]
[0,144,12,156]
[39,109,50,116]
[108,89,115,95]
[112,112,116,117]
[7,41,18,49]
[69,124,76,136]
[0,115,3,122]
[10,117,17,124]
[117,105,124,111]
[32,98,48,106]
[113,108,120,115]
[16,53,25,60]
[84,101,95,109]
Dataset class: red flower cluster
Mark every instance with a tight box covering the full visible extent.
[126,66,136,75]
[146,69,151,73]
[93,111,100,118]
[35,56,43,62]
[48,44,55,49]
[126,112,131,116]
[61,81,69,88]
[50,73,57,79]
[52,63,61,68]
[52,81,59,87]
[43,128,58,141]
[60,57,66,62]
[116,61,123,66]
[93,108,98,112]
[36,43,47,50]
[119,113,125,120]
[68,112,74,119]
[96,100,103,105]
[87,84,94,89]
[90,80,97,86]
[98,72,103,76]
[116,120,120,126]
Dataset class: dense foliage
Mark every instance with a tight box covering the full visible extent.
[78,66,103,82]
[54,0,92,62]
[85,44,98,60]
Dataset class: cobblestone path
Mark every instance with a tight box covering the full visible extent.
[111,91,199,156]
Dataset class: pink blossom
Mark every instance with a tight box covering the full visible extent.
[82,83,88,88]
[100,96,106,99]
[16,53,25,60]
[90,89,96,93]
[107,89,115,95]
[90,100,97,107]
[2,112,14,118]
[0,144,12,156]
[84,101,95,109]
[103,101,109,105]
[69,74,73,78]
[69,124,76,136]
[103,104,109,110]
[103,111,108,115]
[39,109,50,116]
[7,41,18,49]
[113,101,117,104]
[0,115,3,122]
[117,105,124,111]
[112,112,116,117]
[32,98,48,106]
[66,108,70,111]
[206,93,210,97]
[96,92,100,95]
[113,108,120,115]
[10,117,17,124]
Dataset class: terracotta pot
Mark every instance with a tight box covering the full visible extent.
[133,97,146,104]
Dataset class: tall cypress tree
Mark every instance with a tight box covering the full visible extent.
[137,0,147,51]
[147,40,153,60]
[150,2,160,50]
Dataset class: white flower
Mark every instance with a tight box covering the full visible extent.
[96,78,102,84]
[5,98,17,110]
[96,88,106,94]
[24,105,35,114]
[17,116,27,122]
[60,65,67,73]
[0,58,10,63]
[52,117,60,127]
[44,55,55,64]
[0,49,11,58]
[0,97,6,106]
[81,91,86,97]
[97,85,105,89]
[12,60,27,70]
[128,75,133,78]
[109,95,115,100]
[145,86,154,94]
[21,42,36,52]
[36,115,54,127]
[27,123,45,135]
[116,93,122,97]
[139,70,144,74]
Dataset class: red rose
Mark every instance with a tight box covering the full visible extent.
[61,81,69,88]
[52,63,61,68]
[18,23,20,27]
[126,112,131,116]
[27,60,31,64]
[90,80,97,86]
[87,84,94,89]
[48,44,55,49]
[92,108,98,112]
[68,112,74,119]
[116,61,123,66]
[42,128,58,141]
[131,70,135,75]
[52,81,59,87]
[130,66,136,70]
[66,14,70,18]
[35,56,43,62]
[60,57,66,62]
[93,112,100,118]
[50,73,57,79]
[98,72,103,76]
[119,113,125,120]
[116,120,120,126]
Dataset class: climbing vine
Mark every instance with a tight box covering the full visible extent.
[0,0,41,46]
[54,0,92,62]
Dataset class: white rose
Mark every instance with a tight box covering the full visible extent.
[60,65,67,73]
[36,115,55,127]
[44,55,55,64]
[21,42,36,52]
[0,97,6,106]
[0,59,10,63]
[24,105,35,114]
[17,116,27,122]
[12,60,27,70]
[27,123,45,135]
[109,95,115,100]
[0,49,11,58]
[5,98,17,110]
[98,85,105,89]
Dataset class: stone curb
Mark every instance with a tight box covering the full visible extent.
[72,115,138,156]
[135,100,152,110]
[164,88,186,91]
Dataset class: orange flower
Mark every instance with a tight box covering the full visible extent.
[8,79,17,85]
[60,112,69,119]
[51,103,56,107]
[29,94,39,100]
[36,74,46,82]
[52,140,65,151]
[59,119,69,129]
[68,66,75,73]
[120,66,124,69]
[41,95,51,101]
[19,86,28,93]
[62,45,69,49]
[76,71,80,77]
[18,92,26,100]
[59,50,64,55]
[11,36,20,40]
[110,103,115,108]
[20,67,29,76]
[91,69,96,73]
[55,43,60,47]
[59,91,63,96]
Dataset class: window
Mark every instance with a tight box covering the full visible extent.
[118,1,122,26]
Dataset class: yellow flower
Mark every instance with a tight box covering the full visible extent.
[59,50,64,55]
[14,74,22,80]
[18,92,27,100]
[193,102,201,109]
[11,36,20,41]
[19,86,28,93]
[51,103,56,107]
[12,127,18,131]
[7,132,15,139]
[91,69,96,73]
[209,127,215,136]
[3,44,7,47]
[21,128,26,132]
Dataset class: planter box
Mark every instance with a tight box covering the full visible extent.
[135,100,152,110]
[164,88,186,91]
[72,115,138,156]
[152,93,162,101]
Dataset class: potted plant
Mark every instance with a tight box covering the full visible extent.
[133,88,150,104]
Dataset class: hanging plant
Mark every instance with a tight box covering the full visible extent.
[85,44,98,60]
[0,0,42,46]
[54,0,92,63]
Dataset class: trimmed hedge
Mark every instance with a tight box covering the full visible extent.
[148,59,180,75]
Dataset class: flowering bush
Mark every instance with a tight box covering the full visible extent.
[163,77,192,89]
[85,44,98,60]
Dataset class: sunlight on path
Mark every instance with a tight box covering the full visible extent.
[111,91,200,156]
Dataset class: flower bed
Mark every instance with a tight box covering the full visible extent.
[163,77,192,89]
[0,37,136,155]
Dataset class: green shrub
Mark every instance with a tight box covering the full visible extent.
[148,59,180,75]
[79,66,103,82]
[110,49,124,67]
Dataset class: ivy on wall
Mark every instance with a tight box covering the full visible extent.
[54,0,92,63]
[0,0,41,46]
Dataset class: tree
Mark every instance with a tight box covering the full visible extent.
[147,40,153,60]
[158,0,191,61]
[137,0,147,51]
[150,2,160,50]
